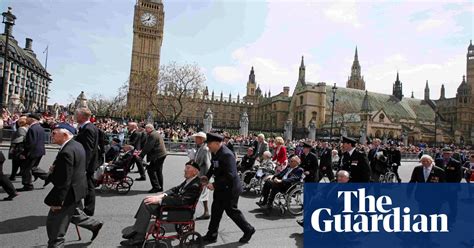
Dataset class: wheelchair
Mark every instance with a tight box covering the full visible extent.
[95,155,134,194]
[272,180,304,216]
[142,203,203,248]
[378,163,398,183]
[241,166,275,195]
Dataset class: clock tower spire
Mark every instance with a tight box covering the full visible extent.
[127,0,165,117]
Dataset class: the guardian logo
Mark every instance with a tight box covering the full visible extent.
[311,188,449,233]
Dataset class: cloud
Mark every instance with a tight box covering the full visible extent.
[323,0,361,28]
[416,18,445,32]
[212,66,244,83]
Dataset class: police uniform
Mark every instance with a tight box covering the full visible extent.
[318,146,334,182]
[300,142,319,182]
[340,137,371,182]
[204,133,255,243]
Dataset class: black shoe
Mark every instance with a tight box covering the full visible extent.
[239,227,255,243]
[196,214,210,220]
[16,187,34,192]
[3,193,18,201]
[9,177,15,181]
[43,179,51,187]
[135,177,146,181]
[122,230,137,239]
[91,222,103,241]
[148,188,160,193]
[33,175,39,182]
[120,238,145,246]
[256,201,266,207]
[202,233,218,243]
[297,219,304,227]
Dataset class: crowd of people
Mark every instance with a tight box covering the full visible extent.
[0,108,473,247]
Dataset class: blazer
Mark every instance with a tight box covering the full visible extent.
[409,165,446,183]
[44,140,87,207]
[319,147,333,167]
[300,152,319,181]
[128,130,142,150]
[435,158,462,182]
[75,122,99,174]
[162,176,201,206]
[274,166,304,186]
[206,145,242,200]
[341,149,371,182]
[24,123,46,159]
[140,130,167,162]
[272,145,287,165]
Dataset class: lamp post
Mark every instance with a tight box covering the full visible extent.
[434,110,438,147]
[329,83,337,141]
[1,7,15,110]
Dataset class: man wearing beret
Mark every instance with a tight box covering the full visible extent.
[45,124,103,247]
[300,142,319,182]
[75,107,100,216]
[340,136,371,182]
[18,113,48,191]
[120,161,202,246]
[203,133,255,244]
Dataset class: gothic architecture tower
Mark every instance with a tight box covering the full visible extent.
[424,80,430,101]
[467,40,474,95]
[440,84,445,99]
[127,0,165,116]
[346,47,366,90]
[298,56,306,85]
[244,66,258,104]
[393,72,403,101]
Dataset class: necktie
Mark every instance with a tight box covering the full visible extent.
[423,168,429,182]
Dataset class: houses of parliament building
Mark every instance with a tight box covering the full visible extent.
[127,1,473,145]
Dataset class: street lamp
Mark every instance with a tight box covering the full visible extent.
[434,110,438,147]
[329,83,337,141]
[1,7,16,109]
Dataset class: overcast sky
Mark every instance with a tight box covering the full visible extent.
[1,0,472,105]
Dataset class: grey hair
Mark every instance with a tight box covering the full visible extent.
[419,154,434,163]
[145,124,154,130]
[258,133,265,139]
[76,107,92,118]
[337,170,350,178]
[290,155,301,164]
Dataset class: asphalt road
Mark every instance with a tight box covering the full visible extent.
[0,148,420,248]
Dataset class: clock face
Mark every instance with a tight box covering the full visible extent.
[141,12,157,27]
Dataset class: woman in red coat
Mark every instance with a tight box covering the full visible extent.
[272,136,288,173]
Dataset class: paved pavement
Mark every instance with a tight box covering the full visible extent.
[0,148,420,248]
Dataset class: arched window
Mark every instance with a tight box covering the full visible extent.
[464,97,467,103]
[375,130,382,138]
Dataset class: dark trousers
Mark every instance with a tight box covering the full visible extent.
[0,174,16,196]
[261,180,288,205]
[47,201,101,248]
[318,166,334,182]
[10,158,23,179]
[147,156,166,190]
[84,174,96,216]
[207,195,253,236]
[132,156,146,177]
[22,156,47,188]
[132,200,160,237]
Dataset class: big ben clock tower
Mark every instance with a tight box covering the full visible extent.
[127,0,164,116]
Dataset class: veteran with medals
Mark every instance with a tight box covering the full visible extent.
[340,136,371,182]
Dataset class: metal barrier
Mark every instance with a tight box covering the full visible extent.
[1,128,52,144]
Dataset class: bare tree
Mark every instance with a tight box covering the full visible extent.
[132,61,206,124]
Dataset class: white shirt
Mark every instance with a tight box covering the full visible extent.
[60,138,73,151]
[282,167,294,180]
[423,164,433,182]
[78,120,91,129]
[348,148,356,156]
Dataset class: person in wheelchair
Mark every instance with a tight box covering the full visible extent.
[105,144,134,178]
[256,155,303,213]
[120,161,202,246]
[105,138,122,163]
[238,147,256,173]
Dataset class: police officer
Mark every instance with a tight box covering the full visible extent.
[300,142,319,182]
[340,136,371,182]
[203,133,255,244]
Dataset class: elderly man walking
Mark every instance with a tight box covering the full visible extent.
[139,124,167,193]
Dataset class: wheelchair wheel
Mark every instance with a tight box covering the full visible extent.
[116,181,131,194]
[142,239,168,248]
[286,187,304,216]
[152,226,166,239]
[179,231,203,248]
[386,172,396,183]
[175,224,193,235]
[125,176,134,186]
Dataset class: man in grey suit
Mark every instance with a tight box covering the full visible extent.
[45,124,103,248]
[192,132,211,220]
[254,134,269,161]
[139,124,167,193]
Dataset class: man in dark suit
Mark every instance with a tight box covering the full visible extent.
[139,124,167,193]
[45,124,103,248]
[409,155,445,183]
[318,142,334,182]
[257,155,304,210]
[75,108,99,216]
[203,133,255,244]
[119,161,202,246]
[300,142,319,182]
[387,144,402,183]
[127,122,146,181]
[340,136,371,183]
[367,138,388,182]
[19,113,48,191]
[435,147,462,182]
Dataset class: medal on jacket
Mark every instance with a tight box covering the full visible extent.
[213,161,220,168]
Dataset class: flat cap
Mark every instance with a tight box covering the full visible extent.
[53,123,77,135]
[192,132,207,139]
[206,133,224,143]
[441,147,453,153]
[302,142,312,148]
[341,136,357,145]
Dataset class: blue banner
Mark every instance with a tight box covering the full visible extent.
[303,183,474,248]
